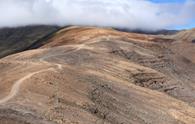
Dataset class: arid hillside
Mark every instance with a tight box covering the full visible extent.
[0,26,194,124]
[169,28,195,63]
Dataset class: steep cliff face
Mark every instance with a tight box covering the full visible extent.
[0,25,59,58]
[0,26,194,124]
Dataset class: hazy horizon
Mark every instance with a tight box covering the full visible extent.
[0,0,194,31]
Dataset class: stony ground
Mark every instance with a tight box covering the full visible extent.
[0,26,194,124]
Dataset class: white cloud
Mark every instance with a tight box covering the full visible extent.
[0,0,194,30]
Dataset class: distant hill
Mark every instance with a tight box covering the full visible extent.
[168,28,195,63]
[171,28,195,42]
[0,25,59,58]
[115,28,178,35]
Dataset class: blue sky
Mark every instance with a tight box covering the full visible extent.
[175,22,195,30]
[151,0,186,3]
[150,0,195,29]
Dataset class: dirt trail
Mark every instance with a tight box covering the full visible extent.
[0,54,63,105]
[0,40,99,105]
[0,68,54,104]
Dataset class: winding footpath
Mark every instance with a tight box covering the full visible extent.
[0,68,54,104]
[0,40,99,105]
[0,55,64,105]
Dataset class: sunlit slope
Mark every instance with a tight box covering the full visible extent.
[0,26,194,124]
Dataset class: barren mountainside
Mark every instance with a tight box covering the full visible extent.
[0,26,194,124]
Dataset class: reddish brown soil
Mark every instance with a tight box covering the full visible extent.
[0,26,194,124]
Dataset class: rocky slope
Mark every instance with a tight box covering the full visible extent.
[0,26,194,124]
[169,28,195,63]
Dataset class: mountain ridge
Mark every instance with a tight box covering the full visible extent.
[0,26,194,124]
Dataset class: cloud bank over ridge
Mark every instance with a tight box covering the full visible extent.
[0,0,195,30]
